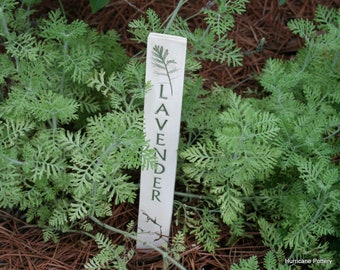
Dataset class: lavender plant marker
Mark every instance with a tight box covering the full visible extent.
[137,33,187,249]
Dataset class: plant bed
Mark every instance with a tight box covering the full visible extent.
[0,205,269,269]
[1,0,339,269]
[34,0,338,92]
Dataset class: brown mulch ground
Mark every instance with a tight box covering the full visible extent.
[1,0,339,269]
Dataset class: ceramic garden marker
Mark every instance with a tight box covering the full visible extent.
[137,33,187,249]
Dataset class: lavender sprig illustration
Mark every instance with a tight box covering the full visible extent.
[152,45,179,96]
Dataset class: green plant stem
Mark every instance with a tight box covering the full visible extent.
[300,49,313,73]
[190,24,211,57]
[0,154,24,165]
[0,8,10,38]
[88,215,187,270]
[288,193,329,260]
[184,0,214,22]
[0,7,19,69]
[57,0,66,18]
[134,185,211,201]
[91,142,119,210]
[174,190,211,200]
[332,51,339,68]
[63,228,96,240]
[60,40,69,95]
[324,125,340,140]
[51,112,58,131]
[163,0,188,34]
[184,11,202,22]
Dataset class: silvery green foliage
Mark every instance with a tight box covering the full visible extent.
[84,233,134,270]
[0,2,156,267]
[181,4,340,266]
[0,0,249,268]
[0,0,150,232]
[128,0,248,66]
[1,0,339,269]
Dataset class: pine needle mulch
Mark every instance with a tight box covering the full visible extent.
[1,0,339,269]
[1,203,268,270]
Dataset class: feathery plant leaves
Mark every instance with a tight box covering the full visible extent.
[181,4,340,265]
[230,256,260,270]
[128,8,162,44]
[0,0,143,239]
[152,45,179,95]
[1,0,340,268]
[5,32,41,60]
[129,0,246,66]
[85,233,132,270]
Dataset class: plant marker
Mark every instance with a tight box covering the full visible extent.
[137,33,187,249]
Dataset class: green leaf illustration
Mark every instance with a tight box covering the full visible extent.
[152,45,179,96]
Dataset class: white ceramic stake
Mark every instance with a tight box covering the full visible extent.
[137,33,187,249]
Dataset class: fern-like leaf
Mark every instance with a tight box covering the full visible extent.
[230,256,260,270]
[190,208,220,252]
[128,9,162,44]
[152,45,179,95]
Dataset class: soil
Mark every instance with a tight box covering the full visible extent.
[1,0,339,269]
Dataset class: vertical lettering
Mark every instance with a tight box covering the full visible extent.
[159,84,168,99]
[154,163,165,174]
[155,118,168,131]
[156,133,165,146]
[155,148,167,161]
[153,177,162,188]
[155,104,169,116]
[152,189,161,202]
